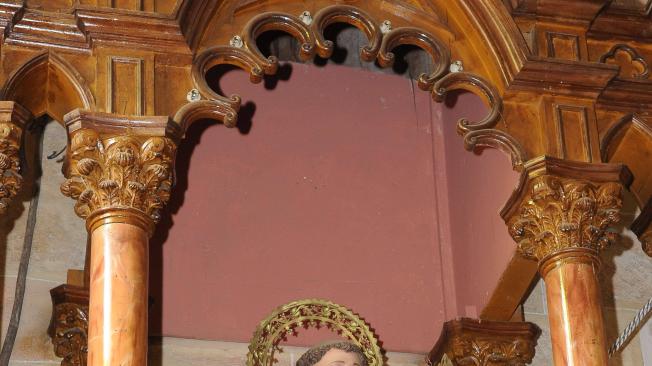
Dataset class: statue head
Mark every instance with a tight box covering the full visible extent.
[296,341,368,366]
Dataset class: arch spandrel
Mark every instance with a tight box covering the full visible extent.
[0,50,96,123]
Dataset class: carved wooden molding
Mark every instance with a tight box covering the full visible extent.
[599,44,650,79]
[427,318,541,366]
[60,110,181,224]
[0,101,31,214]
[48,285,90,366]
[501,156,632,262]
[631,198,652,257]
[186,4,519,168]
[600,114,652,163]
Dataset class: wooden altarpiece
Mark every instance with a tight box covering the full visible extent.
[0,0,649,365]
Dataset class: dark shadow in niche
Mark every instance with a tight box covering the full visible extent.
[442,88,460,108]
[313,23,353,67]
[264,63,293,91]
[204,62,291,135]
[383,44,433,78]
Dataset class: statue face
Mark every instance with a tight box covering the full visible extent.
[314,348,363,366]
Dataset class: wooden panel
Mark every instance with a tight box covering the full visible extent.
[535,23,587,61]
[542,97,601,162]
[555,104,592,161]
[547,32,581,60]
[25,0,73,11]
[110,0,143,10]
[108,56,143,115]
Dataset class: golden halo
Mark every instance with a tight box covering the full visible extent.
[247,299,383,366]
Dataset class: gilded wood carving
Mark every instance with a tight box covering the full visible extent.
[0,102,30,214]
[502,157,631,262]
[247,299,383,366]
[507,176,623,261]
[428,318,541,366]
[59,110,181,223]
[48,285,90,366]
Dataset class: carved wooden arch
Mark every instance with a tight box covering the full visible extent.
[177,1,528,170]
[247,299,383,366]
[0,50,95,123]
[184,0,529,89]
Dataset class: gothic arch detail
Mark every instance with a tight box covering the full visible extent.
[0,51,95,123]
[181,3,520,168]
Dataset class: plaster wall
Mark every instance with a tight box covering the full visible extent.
[151,62,518,353]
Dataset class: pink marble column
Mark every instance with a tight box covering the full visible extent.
[87,208,152,366]
[540,249,608,366]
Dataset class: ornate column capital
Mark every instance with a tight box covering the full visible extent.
[630,199,652,257]
[48,284,89,366]
[60,110,181,233]
[0,101,31,214]
[428,318,541,366]
[501,156,632,263]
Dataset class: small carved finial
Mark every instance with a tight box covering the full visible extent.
[299,11,313,25]
[449,60,464,73]
[230,35,244,48]
[186,89,201,102]
[380,20,392,34]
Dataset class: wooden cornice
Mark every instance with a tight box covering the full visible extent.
[175,0,220,52]
[0,1,193,54]
[589,10,652,41]
[509,56,619,97]
[508,0,610,23]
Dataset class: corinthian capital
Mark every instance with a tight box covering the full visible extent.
[0,102,30,214]
[60,110,181,224]
[502,157,632,262]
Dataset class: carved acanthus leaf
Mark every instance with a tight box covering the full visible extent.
[507,176,623,261]
[0,121,22,213]
[0,102,29,214]
[428,318,540,366]
[51,303,88,366]
[641,230,652,257]
[450,337,536,366]
[60,129,176,222]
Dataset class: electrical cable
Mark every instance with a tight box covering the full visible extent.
[0,123,44,365]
